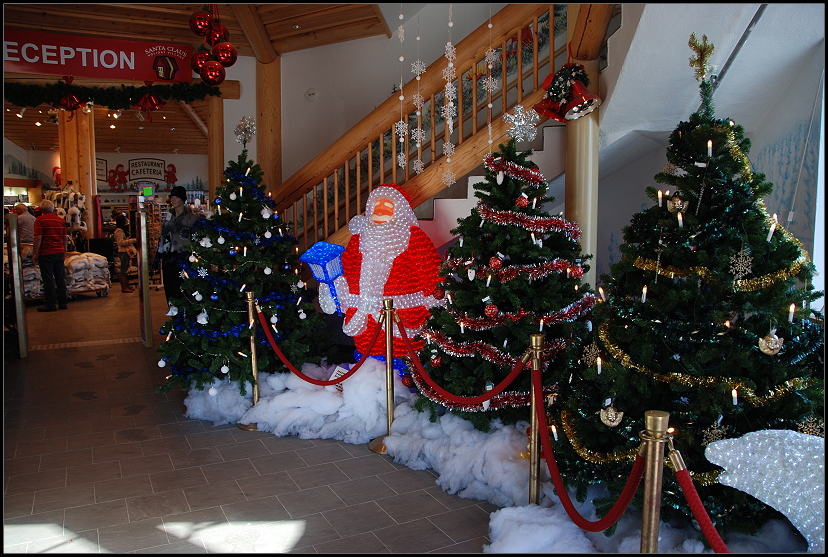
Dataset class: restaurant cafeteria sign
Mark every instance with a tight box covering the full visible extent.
[3,30,192,83]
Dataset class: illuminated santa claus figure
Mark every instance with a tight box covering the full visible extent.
[319,183,443,360]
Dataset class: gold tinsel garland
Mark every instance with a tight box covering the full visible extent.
[560,409,724,485]
[597,322,818,406]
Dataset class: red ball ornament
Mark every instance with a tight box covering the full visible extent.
[485,304,499,318]
[515,195,529,208]
[190,50,213,74]
[430,356,442,368]
[199,60,226,86]
[401,374,414,388]
[433,286,445,300]
[489,256,503,270]
[212,41,237,67]
[189,10,213,36]
[207,23,229,47]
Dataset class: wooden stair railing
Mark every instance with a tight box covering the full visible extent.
[273,4,561,250]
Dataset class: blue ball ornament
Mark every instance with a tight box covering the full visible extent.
[214,197,222,205]
[211,293,219,300]
[229,248,237,256]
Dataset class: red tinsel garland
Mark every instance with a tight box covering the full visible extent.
[477,202,582,240]
[447,294,595,331]
[421,329,569,368]
[444,257,585,284]
[483,154,546,187]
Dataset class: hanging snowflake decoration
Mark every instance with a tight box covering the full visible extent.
[234,116,256,148]
[397,25,405,42]
[443,141,455,159]
[394,119,408,139]
[397,153,407,169]
[411,59,426,77]
[442,169,457,186]
[197,268,208,278]
[410,127,426,147]
[729,249,753,280]
[442,66,457,82]
[412,93,425,109]
[483,76,499,93]
[581,342,599,367]
[444,81,457,101]
[702,418,735,446]
[412,159,425,174]
[444,42,456,63]
[504,105,540,142]
[485,47,498,67]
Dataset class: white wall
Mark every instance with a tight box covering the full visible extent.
[279,3,507,179]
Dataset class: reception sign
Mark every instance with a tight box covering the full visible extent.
[3,30,192,82]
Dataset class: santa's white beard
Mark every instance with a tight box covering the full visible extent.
[342,219,411,337]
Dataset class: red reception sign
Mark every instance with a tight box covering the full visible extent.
[3,30,193,82]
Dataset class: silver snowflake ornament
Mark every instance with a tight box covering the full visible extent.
[444,81,457,101]
[442,65,457,82]
[443,141,455,158]
[485,48,498,66]
[412,159,425,174]
[729,250,753,280]
[394,119,408,138]
[397,153,407,168]
[410,127,426,146]
[504,105,540,142]
[411,59,426,77]
[444,41,456,62]
[234,116,256,148]
[397,25,405,42]
[483,76,499,93]
[197,268,208,278]
[442,169,457,186]
[412,93,425,109]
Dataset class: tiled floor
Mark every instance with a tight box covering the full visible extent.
[4,280,497,553]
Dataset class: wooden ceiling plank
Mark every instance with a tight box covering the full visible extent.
[274,21,388,54]
[179,100,209,137]
[570,4,615,61]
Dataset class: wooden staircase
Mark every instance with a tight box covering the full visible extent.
[272,4,562,250]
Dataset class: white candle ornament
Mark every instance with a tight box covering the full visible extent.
[677,212,684,228]
[707,140,713,157]
[658,190,663,207]
[599,287,607,302]
[641,285,648,303]
[596,356,602,375]
[788,303,795,323]
[731,389,738,406]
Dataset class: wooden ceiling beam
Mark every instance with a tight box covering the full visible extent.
[230,4,279,63]
[570,4,615,61]
[178,101,209,138]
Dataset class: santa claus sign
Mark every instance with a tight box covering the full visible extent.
[317,183,443,359]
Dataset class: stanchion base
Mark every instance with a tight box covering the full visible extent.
[368,435,387,454]
[237,422,259,432]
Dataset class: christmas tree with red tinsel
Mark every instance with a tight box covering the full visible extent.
[410,139,595,430]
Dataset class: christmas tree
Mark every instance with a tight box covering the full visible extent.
[411,139,595,430]
[550,34,825,533]
[156,149,338,395]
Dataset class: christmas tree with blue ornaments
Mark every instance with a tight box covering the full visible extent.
[156,144,337,395]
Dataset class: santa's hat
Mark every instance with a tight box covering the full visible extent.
[375,183,411,205]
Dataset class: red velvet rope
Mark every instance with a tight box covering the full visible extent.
[533,365,646,532]
[256,309,383,387]
[396,319,527,405]
[674,468,730,553]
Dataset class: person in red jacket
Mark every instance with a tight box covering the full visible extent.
[321,183,443,360]
[32,199,69,312]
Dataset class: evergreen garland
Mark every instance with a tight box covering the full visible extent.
[4,81,220,110]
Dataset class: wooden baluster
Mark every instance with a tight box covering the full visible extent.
[430,94,437,165]
[392,123,397,184]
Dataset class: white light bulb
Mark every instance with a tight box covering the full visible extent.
[209,387,218,396]
[221,365,229,374]
[158,360,166,367]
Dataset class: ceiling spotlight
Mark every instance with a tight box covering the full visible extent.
[113,109,123,119]
[16,107,26,118]
[135,111,145,121]
[82,102,94,114]
[115,147,121,154]
[110,124,116,129]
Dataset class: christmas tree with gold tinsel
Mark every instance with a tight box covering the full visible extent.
[549,34,825,534]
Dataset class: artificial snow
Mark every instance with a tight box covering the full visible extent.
[182,358,813,553]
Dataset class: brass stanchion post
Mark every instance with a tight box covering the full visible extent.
[640,410,670,552]
[369,299,396,454]
[528,333,545,504]
[238,291,260,432]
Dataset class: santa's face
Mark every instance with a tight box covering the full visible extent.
[371,198,395,224]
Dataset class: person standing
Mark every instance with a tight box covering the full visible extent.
[13,203,36,246]
[320,183,443,359]
[32,199,68,312]
[154,185,200,306]
[114,214,136,293]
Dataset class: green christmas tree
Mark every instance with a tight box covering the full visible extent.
[156,149,338,395]
[550,34,825,533]
[411,139,595,430]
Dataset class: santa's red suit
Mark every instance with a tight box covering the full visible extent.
[329,184,443,359]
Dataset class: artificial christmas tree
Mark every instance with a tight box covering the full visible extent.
[156,148,338,395]
[550,34,825,533]
[411,139,595,430]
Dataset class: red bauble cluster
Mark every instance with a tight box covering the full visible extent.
[485,304,499,318]
[188,6,237,86]
[489,256,503,270]
[515,195,529,208]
